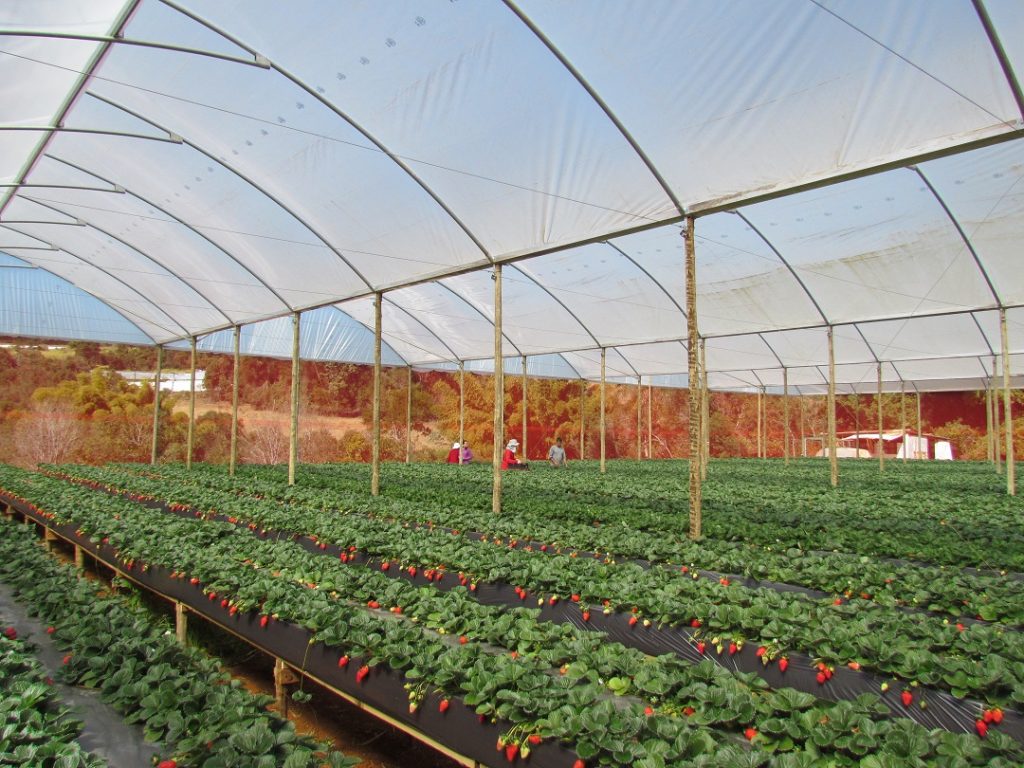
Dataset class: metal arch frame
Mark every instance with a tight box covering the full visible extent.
[912,165,1002,307]
[434,279,525,359]
[502,0,685,217]
[0,30,270,69]
[378,296,460,364]
[0,125,182,144]
[0,0,142,218]
[0,184,124,193]
[972,0,1024,122]
[43,152,295,314]
[603,240,689,319]
[158,0,494,266]
[17,194,234,328]
[0,227,183,340]
[87,91,378,294]
[970,311,997,358]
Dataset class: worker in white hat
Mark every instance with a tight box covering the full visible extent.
[502,438,528,470]
[447,442,461,464]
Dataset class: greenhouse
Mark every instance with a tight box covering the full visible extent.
[1,2,1024,767]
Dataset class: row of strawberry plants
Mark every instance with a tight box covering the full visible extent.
[6,466,1020,766]
[0,624,106,767]
[0,516,356,768]
[59,464,1024,709]
[121,461,1024,626]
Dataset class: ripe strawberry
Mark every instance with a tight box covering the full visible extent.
[901,690,913,707]
[956,622,965,632]
[744,728,757,741]
[338,655,349,668]
[208,592,217,601]
[847,661,860,670]
[505,743,519,762]
[992,708,1004,724]
[728,642,738,655]
[3,627,17,640]
[644,706,653,716]
[549,595,558,605]
[380,561,390,571]
[582,611,591,622]
[572,761,585,768]
[691,618,701,628]
[158,760,178,768]
[355,665,370,683]
[220,599,229,609]
[528,735,542,745]
[189,577,200,585]
[697,641,706,654]
[816,672,826,685]
[976,719,988,738]
[571,594,580,602]
[46,626,56,635]
[983,709,994,724]
[683,706,695,716]
[62,654,72,665]
[778,658,789,673]
[439,699,450,714]
[260,615,269,628]
[459,635,468,645]
[755,646,767,657]
[367,600,380,609]
[628,615,638,627]
[719,577,730,586]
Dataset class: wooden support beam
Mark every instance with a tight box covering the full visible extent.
[186,336,197,470]
[636,376,642,460]
[521,356,528,460]
[827,327,838,487]
[599,347,606,474]
[406,366,413,465]
[74,545,84,570]
[877,362,884,473]
[916,391,923,459]
[700,338,709,478]
[783,368,790,464]
[274,658,298,716]
[372,293,382,497]
[458,361,465,465]
[175,602,188,645]
[492,265,504,515]
[1001,308,1016,495]
[684,216,701,538]
[230,325,241,477]
[579,379,586,460]
[901,382,907,464]
[288,312,300,487]
[647,382,653,459]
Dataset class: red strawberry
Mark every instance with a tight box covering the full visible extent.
[755,646,767,657]
[46,626,56,635]
[6,627,21,639]
[62,654,72,665]
[743,728,757,741]
[190,577,200,585]
[983,709,994,724]
[158,761,177,768]
[683,706,695,716]
[833,598,842,606]
[208,592,217,601]
[260,615,269,628]
[459,635,468,645]
[728,642,738,655]
[505,743,519,762]
[572,761,585,768]
[571,594,580,602]
[778,658,789,673]
[380,561,390,571]
[549,595,558,605]
[992,708,1004,724]
[338,655,349,668]
[528,735,541,745]
[697,641,706,654]
[439,699,450,714]
[355,665,370,683]
[956,623,965,632]
[367,600,380,609]
[220,599,229,609]
[816,672,826,685]
[628,616,638,627]
[719,577,730,586]
[976,719,988,738]
[691,619,701,628]
[644,706,654,716]
[901,690,913,707]
[582,611,591,622]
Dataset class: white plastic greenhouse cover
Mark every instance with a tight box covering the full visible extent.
[1,1,1023,394]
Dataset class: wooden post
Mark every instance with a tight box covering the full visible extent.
[175,602,187,645]
[994,355,1003,475]
[700,338,709,478]
[827,327,837,487]
[274,658,298,716]
[799,395,805,456]
[405,366,413,465]
[647,382,653,459]
[229,326,240,477]
[599,347,607,474]
[684,216,701,538]
[458,361,465,465]
[492,265,503,515]
[986,383,994,464]
[877,362,884,473]
[756,388,763,459]
[1001,308,1016,495]
[372,293,382,496]
[150,344,162,465]
[783,368,790,464]
[186,336,196,470]
[74,545,84,570]
[521,355,528,460]
[636,376,642,460]
[579,380,585,460]
[288,312,300,487]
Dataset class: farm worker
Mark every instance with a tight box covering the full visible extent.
[447,442,460,464]
[547,437,567,467]
[460,441,474,464]
[502,438,527,470]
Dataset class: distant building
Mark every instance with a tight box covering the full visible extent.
[118,370,205,393]
[807,430,953,460]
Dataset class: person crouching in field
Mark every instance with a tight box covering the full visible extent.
[502,439,528,470]
[447,442,460,463]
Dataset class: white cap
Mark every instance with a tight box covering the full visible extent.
[452,442,461,449]
[507,439,518,449]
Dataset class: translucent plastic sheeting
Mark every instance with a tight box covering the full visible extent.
[0,251,151,345]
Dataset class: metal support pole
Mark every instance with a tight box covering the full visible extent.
[916,391,923,459]
[405,366,413,465]
[647,382,653,459]
[684,216,701,538]
[579,379,585,460]
[700,338,709,477]
[372,293,382,496]
[229,326,240,477]
[636,376,642,460]
[827,326,838,487]
[492,265,503,514]
[521,355,528,460]
[458,361,465,465]
[1001,308,1016,495]
[288,312,300,487]
[783,368,790,464]
[175,602,187,646]
[901,382,907,464]
[186,336,196,471]
[150,344,163,465]
[877,362,884,473]
[600,347,607,474]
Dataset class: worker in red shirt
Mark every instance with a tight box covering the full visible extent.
[447,442,460,463]
[502,438,528,470]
